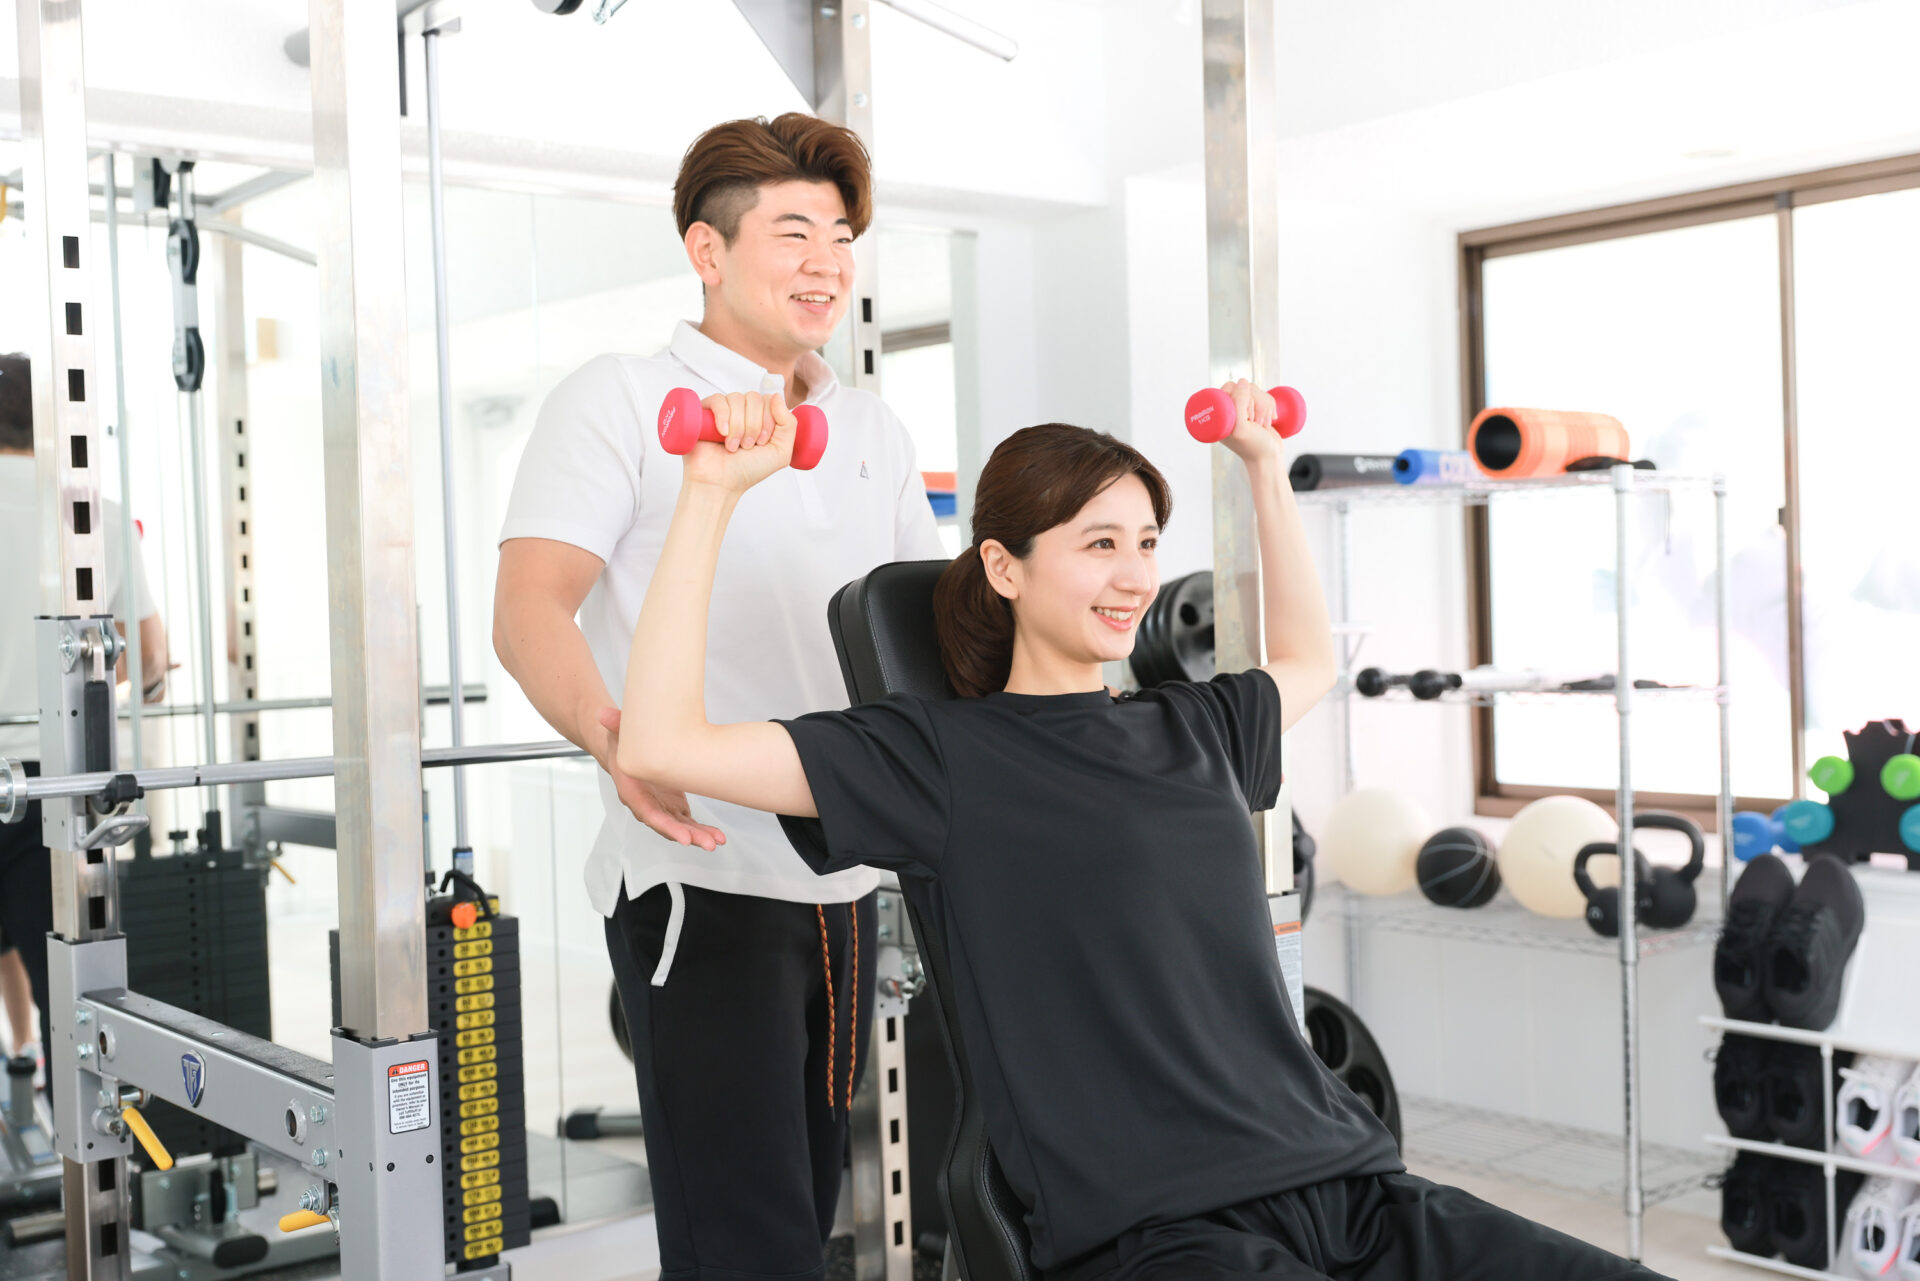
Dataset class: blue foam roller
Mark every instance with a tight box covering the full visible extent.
[1730,811,1776,862]
[1779,799,1835,847]
[1393,448,1474,486]
[1768,803,1802,854]
[1900,805,1920,855]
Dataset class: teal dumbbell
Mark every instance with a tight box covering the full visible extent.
[1779,798,1835,847]
[1901,805,1920,855]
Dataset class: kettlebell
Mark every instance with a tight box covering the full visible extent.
[1574,811,1705,937]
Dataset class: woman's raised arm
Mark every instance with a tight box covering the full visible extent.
[615,395,819,819]
[1217,381,1339,731]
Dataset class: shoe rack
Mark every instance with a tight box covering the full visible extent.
[1705,865,1920,1278]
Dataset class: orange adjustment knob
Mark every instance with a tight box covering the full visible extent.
[279,1210,329,1233]
[450,901,479,930]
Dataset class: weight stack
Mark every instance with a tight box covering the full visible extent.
[120,849,271,1160]
[329,896,530,1268]
[432,897,530,1267]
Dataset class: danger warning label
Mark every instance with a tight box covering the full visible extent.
[389,1059,432,1135]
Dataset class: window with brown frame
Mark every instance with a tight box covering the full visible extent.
[1461,155,1920,823]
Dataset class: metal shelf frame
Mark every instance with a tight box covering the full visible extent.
[1322,467,1735,1261]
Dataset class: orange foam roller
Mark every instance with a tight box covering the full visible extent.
[1467,407,1629,478]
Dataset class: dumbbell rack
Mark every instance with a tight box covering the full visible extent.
[1700,866,1920,1280]
[1300,467,1735,1261]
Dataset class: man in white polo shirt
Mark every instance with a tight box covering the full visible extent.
[492,115,944,1281]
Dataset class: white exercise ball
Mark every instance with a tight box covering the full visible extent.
[1501,795,1619,918]
[1322,789,1433,896]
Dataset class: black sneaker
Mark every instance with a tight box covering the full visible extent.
[1763,855,1866,1031]
[1764,1041,1853,1149]
[1714,1034,1772,1140]
[1719,1150,1774,1256]
[1716,854,1796,1021]
[1767,1160,1861,1270]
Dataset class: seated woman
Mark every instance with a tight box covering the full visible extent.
[613,383,1670,1281]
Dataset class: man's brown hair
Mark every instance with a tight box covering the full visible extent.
[673,113,873,245]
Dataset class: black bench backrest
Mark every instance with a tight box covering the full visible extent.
[826,561,1037,1281]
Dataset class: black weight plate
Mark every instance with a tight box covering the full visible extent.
[1302,986,1402,1151]
[1130,571,1214,688]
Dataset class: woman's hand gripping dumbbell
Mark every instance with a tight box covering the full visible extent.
[1184,382,1307,446]
[656,387,830,471]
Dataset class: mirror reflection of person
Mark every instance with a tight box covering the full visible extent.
[0,352,170,1091]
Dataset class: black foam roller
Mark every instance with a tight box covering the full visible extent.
[1288,454,1400,492]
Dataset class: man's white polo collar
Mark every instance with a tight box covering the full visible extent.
[668,320,840,404]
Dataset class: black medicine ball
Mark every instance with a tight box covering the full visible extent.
[1416,827,1500,908]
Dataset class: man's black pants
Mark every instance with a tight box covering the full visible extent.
[0,761,52,1076]
[606,883,876,1281]
[1049,1172,1674,1281]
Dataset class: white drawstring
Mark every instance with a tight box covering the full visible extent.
[650,882,687,986]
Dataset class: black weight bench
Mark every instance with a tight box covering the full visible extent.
[826,560,1037,1281]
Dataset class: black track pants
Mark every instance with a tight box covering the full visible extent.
[1048,1172,1674,1281]
[606,883,876,1281]
[0,761,52,1079]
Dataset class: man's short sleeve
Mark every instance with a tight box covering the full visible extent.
[1164,669,1284,812]
[777,695,950,878]
[497,355,644,562]
[885,406,948,561]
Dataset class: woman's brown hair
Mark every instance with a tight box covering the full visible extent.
[934,425,1172,699]
[673,113,873,243]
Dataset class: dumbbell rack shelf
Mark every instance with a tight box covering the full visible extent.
[1331,682,1730,709]
[1303,466,1735,1262]
[1316,883,1722,959]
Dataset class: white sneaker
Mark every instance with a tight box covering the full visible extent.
[1898,1201,1920,1280]
[1840,1057,1915,1161]
[1848,1176,1915,1277]
[1896,1064,1920,1169]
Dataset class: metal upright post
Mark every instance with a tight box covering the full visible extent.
[1200,0,1288,890]
[1612,464,1643,1260]
[814,0,883,397]
[215,232,264,822]
[308,0,443,1272]
[1714,476,1733,911]
[421,8,472,871]
[813,8,907,1276]
[16,0,134,1272]
[102,153,143,778]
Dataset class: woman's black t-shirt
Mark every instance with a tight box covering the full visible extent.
[776,670,1402,1270]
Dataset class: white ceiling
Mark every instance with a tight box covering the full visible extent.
[2,0,1916,226]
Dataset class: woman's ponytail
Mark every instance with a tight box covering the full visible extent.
[933,548,1015,699]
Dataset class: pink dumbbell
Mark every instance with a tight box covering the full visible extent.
[656,387,829,471]
[1183,385,1307,444]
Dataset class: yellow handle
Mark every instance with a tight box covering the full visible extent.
[120,1107,172,1171]
[279,1210,329,1233]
